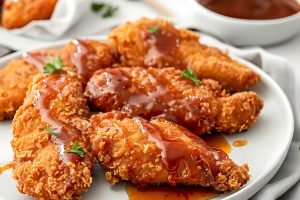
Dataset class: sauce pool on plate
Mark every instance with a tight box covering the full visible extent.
[126,184,219,200]
[197,0,300,20]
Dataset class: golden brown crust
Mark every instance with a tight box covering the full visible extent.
[108,18,260,92]
[0,39,114,121]
[12,72,94,199]
[84,67,263,135]
[86,111,250,192]
[0,50,56,120]
[2,0,58,29]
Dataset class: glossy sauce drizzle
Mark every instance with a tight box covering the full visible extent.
[141,27,182,68]
[198,0,300,20]
[134,117,228,184]
[71,39,99,82]
[91,68,216,135]
[22,52,48,72]
[34,75,82,163]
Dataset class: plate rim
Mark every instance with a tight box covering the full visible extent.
[0,36,294,200]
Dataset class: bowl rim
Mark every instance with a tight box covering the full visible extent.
[191,0,300,25]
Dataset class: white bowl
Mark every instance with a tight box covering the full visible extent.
[188,0,300,46]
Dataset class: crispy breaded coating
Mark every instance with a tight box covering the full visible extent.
[86,111,250,192]
[84,67,263,135]
[11,72,94,199]
[2,0,58,29]
[108,18,260,92]
[0,39,113,121]
[0,50,56,120]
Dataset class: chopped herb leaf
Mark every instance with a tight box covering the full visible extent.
[102,5,118,18]
[43,56,64,73]
[64,141,86,157]
[148,26,159,33]
[181,69,201,85]
[44,124,58,136]
[91,2,105,12]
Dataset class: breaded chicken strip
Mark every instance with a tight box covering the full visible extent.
[12,71,94,199]
[2,0,58,29]
[0,50,56,120]
[0,39,113,120]
[84,67,263,135]
[109,18,260,92]
[86,111,250,192]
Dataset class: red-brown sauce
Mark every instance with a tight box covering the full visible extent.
[0,163,12,174]
[34,74,82,163]
[233,140,248,147]
[141,27,182,68]
[134,117,228,185]
[22,52,47,72]
[89,68,217,135]
[71,39,99,82]
[126,184,219,200]
[202,134,231,154]
[125,132,231,200]
[198,0,300,20]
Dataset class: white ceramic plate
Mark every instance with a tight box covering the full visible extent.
[0,36,294,200]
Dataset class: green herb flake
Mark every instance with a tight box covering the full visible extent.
[102,5,118,18]
[45,124,58,136]
[91,3,105,12]
[148,26,159,33]
[64,141,86,157]
[43,56,64,73]
[181,69,201,85]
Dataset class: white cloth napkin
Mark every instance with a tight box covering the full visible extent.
[1,0,90,40]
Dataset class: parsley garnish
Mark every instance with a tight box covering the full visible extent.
[44,124,58,136]
[43,56,64,73]
[64,141,86,157]
[91,2,118,18]
[102,5,118,18]
[148,26,159,33]
[91,3,105,12]
[181,69,201,85]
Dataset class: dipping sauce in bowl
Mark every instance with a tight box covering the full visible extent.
[197,0,300,20]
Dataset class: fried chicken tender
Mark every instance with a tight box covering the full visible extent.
[2,0,58,29]
[84,67,263,135]
[0,50,56,120]
[108,18,260,92]
[86,111,250,192]
[11,71,94,199]
[0,39,113,121]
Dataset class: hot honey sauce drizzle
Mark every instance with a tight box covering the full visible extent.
[22,52,48,72]
[34,74,86,164]
[134,117,228,184]
[71,39,100,83]
[141,25,183,68]
[93,68,218,135]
